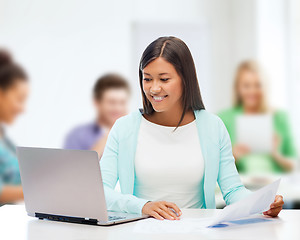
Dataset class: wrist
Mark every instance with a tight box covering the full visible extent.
[141,200,152,214]
[272,150,281,160]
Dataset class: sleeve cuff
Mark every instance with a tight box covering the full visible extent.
[129,197,150,214]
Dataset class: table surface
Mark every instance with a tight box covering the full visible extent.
[1,205,300,240]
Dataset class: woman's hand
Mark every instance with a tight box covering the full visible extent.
[142,201,182,220]
[263,195,284,217]
[232,144,250,161]
[272,134,281,156]
[271,134,294,171]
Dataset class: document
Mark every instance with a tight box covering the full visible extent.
[208,179,280,227]
[133,179,280,233]
[236,114,273,153]
[133,215,277,234]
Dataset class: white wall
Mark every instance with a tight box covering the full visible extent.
[0,0,135,147]
[0,0,298,149]
[287,0,300,151]
[0,0,234,147]
[256,0,288,109]
[255,0,300,150]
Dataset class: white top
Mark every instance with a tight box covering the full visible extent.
[134,115,205,208]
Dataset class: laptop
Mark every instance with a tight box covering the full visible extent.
[16,147,148,226]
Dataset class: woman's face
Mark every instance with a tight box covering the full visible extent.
[237,70,263,110]
[142,57,182,113]
[0,80,29,124]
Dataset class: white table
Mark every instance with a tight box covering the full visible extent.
[1,205,300,240]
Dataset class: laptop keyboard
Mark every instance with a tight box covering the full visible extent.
[108,216,126,221]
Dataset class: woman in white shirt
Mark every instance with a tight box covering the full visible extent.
[100,36,284,220]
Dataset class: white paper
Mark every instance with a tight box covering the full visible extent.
[133,218,211,234]
[236,114,273,153]
[208,179,281,227]
[133,215,278,234]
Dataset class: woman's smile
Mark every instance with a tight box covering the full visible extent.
[151,95,168,102]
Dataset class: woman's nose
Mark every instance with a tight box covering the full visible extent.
[150,81,161,93]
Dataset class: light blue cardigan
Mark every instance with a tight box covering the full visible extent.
[100,109,251,214]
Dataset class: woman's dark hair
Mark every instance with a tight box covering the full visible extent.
[139,36,205,129]
[93,73,130,100]
[0,49,28,90]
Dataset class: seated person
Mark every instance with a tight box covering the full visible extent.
[64,73,130,157]
[218,60,297,174]
[100,37,283,219]
[0,49,29,204]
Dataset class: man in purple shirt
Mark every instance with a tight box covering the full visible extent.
[64,73,130,157]
[64,122,105,151]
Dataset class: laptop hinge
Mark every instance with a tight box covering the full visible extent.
[35,212,98,225]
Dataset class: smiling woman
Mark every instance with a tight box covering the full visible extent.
[100,36,284,221]
[139,37,205,129]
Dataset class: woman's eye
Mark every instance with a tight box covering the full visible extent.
[143,78,152,81]
[160,78,169,81]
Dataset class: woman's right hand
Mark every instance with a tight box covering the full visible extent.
[142,201,181,220]
[233,144,250,161]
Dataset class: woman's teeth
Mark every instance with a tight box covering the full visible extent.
[152,95,167,102]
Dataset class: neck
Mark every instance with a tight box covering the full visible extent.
[243,105,260,114]
[146,105,195,127]
[97,115,113,128]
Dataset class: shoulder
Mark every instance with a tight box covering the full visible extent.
[218,107,239,120]
[195,109,226,130]
[0,140,15,163]
[194,109,230,146]
[109,109,142,139]
[65,123,95,139]
[0,141,7,156]
[195,109,222,121]
[114,110,141,127]
[274,109,288,120]
[273,109,290,126]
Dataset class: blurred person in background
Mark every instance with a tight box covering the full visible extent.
[0,49,29,205]
[64,73,130,157]
[218,60,297,174]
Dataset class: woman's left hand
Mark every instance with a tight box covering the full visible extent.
[263,195,284,217]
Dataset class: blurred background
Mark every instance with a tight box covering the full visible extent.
[0,0,299,208]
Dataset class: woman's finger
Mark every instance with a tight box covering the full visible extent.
[263,206,282,217]
[275,195,283,202]
[270,195,284,208]
[155,207,175,220]
[151,210,164,220]
[271,201,284,208]
[165,202,182,216]
[159,204,179,220]
[267,209,281,217]
[265,206,283,214]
